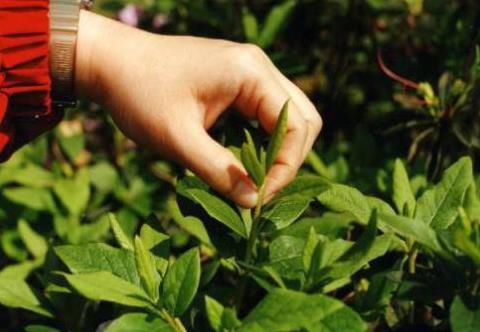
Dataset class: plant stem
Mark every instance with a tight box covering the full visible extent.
[245,184,266,264]
[408,248,418,274]
[236,184,266,310]
[160,309,187,332]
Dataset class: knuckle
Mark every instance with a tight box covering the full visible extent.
[227,43,265,70]
[311,111,323,134]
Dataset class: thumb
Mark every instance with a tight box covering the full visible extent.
[173,125,258,208]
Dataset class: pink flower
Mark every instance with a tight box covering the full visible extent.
[118,4,142,27]
[153,14,169,30]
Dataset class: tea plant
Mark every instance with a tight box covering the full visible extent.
[2,1,480,331]
[1,97,479,331]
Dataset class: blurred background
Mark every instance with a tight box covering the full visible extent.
[1,0,480,327]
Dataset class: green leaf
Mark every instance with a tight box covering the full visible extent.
[12,164,54,188]
[54,243,140,285]
[3,187,56,212]
[239,289,367,332]
[134,236,161,302]
[241,144,265,186]
[317,184,371,224]
[0,260,41,279]
[450,296,480,332]
[205,296,224,332]
[139,224,170,275]
[274,175,330,200]
[392,159,416,216]
[18,220,48,258]
[167,197,214,249]
[263,196,311,230]
[162,248,201,316]
[242,7,259,42]
[53,168,90,216]
[266,100,289,171]
[64,271,151,308]
[89,161,119,193]
[367,196,395,215]
[416,157,473,229]
[104,313,174,332]
[303,227,319,273]
[25,325,61,332]
[109,213,134,250]
[1,230,28,261]
[205,296,241,332]
[186,189,246,238]
[378,213,441,252]
[241,130,265,186]
[268,235,305,280]
[0,276,53,317]
[276,213,351,240]
[58,132,85,162]
[316,213,392,285]
[453,228,480,266]
[257,0,297,49]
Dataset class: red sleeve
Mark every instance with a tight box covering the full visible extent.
[0,0,63,161]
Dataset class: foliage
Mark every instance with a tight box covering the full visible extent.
[1,0,480,331]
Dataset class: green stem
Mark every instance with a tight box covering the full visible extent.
[160,309,187,332]
[236,184,266,310]
[408,248,418,274]
[244,184,266,264]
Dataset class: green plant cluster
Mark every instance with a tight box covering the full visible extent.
[1,0,480,331]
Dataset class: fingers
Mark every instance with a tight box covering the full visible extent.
[171,124,259,208]
[231,44,321,202]
[262,57,323,160]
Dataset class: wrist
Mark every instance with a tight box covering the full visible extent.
[75,10,106,104]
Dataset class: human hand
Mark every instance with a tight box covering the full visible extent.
[75,11,322,208]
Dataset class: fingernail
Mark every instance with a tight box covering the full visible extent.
[232,181,258,208]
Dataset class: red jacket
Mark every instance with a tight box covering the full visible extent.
[0,0,61,161]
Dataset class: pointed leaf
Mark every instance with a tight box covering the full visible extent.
[205,296,241,331]
[392,159,416,216]
[317,184,371,224]
[109,213,134,250]
[64,271,151,308]
[104,313,174,332]
[263,196,311,230]
[139,224,170,276]
[266,101,289,171]
[303,227,319,273]
[53,168,90,216]
[134,236,161,302]
[378,213,441,252]
[18,220,48,258]
[205,296,224,332]
[239,289,367,332]
[416,157,472,229]
[167,197,214,248]
[257,0,297,49]
[162,248,201,316]
[54,243,140,285]
[242,7,259,42]
[241,143,265,186]
[0,276,53,317]
[186,189,246,238]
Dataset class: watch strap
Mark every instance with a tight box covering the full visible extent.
[49,0,92,109]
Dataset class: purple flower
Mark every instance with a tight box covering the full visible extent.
[118,4,143,27]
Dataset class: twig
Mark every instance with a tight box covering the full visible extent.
[377,50,420,90]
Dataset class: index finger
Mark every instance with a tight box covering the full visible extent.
[235,72,308,203]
